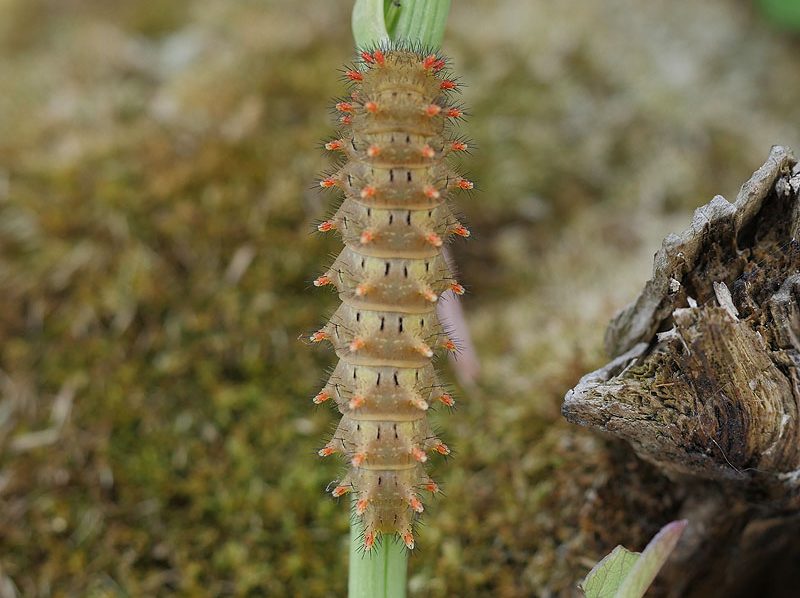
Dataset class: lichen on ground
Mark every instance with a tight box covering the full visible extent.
[1,1,799,596]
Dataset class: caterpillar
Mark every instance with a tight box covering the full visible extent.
[310,45,472,552]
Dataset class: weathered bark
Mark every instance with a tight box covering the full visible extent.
[563,146,800,597]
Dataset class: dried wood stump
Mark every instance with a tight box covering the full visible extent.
[563,146,800,597]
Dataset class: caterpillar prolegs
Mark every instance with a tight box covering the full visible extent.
[311,46,472,551]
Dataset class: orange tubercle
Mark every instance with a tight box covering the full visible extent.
[309,330,329,343]
[356,498,369,515]
[410,396,429,411]
[403,531,415,550]
[421,145,435,159]
[325,139,344,151]
[354,283,370,297]
[364,531,375,550]
[335,102,353,112]
[411,447,428,463]
[317,220,336,233]
[331,485,350,497]
[313,390,331,404]
[367,144,381,158]
[364,101,378,114]
[453,225,470,237]
[424,185,440,199]
[451,141,468,151]
[319,177,337,188]
[313,275,332,287]
[408,496,424,513]
[341,114,352,125]
[422,55,445,71]
[351,452,366,467]
[318,446,335,457]
[346,70,363,82]
[457,178,474,190]
[360,50,385,66]
[425,481,439,493]
[360,185,376,199]
[415,343,434,358]
[349,337,366,352]
[447,107,463,118]
[425,232,443,247]
[434,442,451,455]
[425,104,442,117]
[440,79,457,90]
[438,393,455,407]
[451,282,465,295]
[443,339,457,352]
[359,229,375,244]
[348,395,366,410]
[421,288,438,303]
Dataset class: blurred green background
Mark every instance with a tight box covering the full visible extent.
[1,0,799,596]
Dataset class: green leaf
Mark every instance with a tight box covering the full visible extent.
[580,520,688,598]
[390,0,451,48]
[581,545,641,598]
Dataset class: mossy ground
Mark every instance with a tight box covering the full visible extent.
[1,1,799,596]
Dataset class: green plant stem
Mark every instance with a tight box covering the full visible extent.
[352,0,452,48]
[390,0,451,48]
[348,499,408,598]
